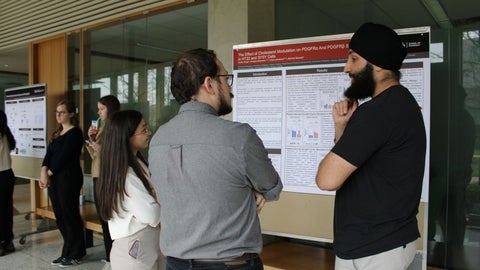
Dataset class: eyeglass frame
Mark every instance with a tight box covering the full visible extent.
[55,111,68,116]
[215,74,234,87]
[133,126,151,136]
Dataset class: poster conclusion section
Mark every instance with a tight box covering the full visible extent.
[232,28,431,200]
[4,84,47,158]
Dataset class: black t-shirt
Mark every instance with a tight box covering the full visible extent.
[332,85,426,259]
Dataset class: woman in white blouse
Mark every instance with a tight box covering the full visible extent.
[96,110,161,270]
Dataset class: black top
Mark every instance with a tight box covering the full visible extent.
[42,127,84,175]
[332,85,426,259]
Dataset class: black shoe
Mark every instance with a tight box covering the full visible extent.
[0,245,5,257]
[59,258,81,267]
[3,241,15,253]
[51,257,66,265]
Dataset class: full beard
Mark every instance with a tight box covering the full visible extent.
[344,63,375,100]
[218,92,234,116]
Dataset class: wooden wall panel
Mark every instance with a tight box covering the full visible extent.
[21,35,67,208]
[33,35,66,141]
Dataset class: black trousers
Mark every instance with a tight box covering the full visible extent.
[0,169,15,243]
[93,177,113,261]
[48,168,86,259]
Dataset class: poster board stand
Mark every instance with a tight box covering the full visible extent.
[4,84,56,243]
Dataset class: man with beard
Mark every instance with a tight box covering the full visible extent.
[149,48,282,270]
[316,23,426,269]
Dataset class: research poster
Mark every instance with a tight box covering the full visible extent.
[232,27,431,201]
[4,84,47,158]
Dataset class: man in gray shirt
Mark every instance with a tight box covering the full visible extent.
[149,48,283,270]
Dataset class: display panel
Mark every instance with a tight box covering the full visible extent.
[4,83,47,158]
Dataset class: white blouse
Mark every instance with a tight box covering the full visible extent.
[108,162,160,239]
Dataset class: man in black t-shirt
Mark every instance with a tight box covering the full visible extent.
[316,23,426,270]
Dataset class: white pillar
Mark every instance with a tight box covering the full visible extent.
[208,0,274,70]
[208,0,274,119]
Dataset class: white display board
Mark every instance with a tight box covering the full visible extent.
[233,27,431,202]
[4,84,47,158]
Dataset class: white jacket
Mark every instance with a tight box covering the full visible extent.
[108,162,160,239]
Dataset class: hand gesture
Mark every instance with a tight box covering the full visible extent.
[254,191,266,214]
[332,99,358,141]
[88,125,98,141]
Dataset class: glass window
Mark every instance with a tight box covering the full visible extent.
[427,27,480,270]
[66,3,205,203]
[0,72,28,111]
[77,3,206,169]
[117,74,129,103]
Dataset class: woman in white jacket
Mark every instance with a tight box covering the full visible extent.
[96,110,160,270]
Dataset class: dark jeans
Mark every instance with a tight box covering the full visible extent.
[166,256,263,270]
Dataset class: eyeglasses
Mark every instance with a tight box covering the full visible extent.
[133,126,151,136]
[215,74,234,87]
[55,111,67,116]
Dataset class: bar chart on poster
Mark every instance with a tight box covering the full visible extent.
[4,83,47,179]
[232,27,431,242]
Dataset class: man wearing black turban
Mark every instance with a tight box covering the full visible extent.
[316,23,427,269]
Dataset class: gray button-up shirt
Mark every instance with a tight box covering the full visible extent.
[149,101,282,259]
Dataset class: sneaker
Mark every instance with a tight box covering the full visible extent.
[59,258,81,267]
[51,257,66,265]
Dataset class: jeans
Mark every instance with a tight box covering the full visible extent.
[166,256,264,270]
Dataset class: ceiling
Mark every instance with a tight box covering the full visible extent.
[0,0,478,75]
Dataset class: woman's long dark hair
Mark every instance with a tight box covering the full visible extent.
[96,110,155,220]
[98,95,120,117]
[0,110,16,150]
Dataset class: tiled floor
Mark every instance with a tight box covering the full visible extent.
[4,182,108,270]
